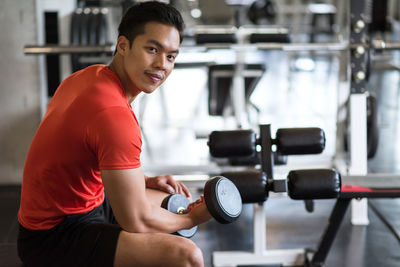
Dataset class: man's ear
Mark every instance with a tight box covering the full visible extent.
[116,36,130,55]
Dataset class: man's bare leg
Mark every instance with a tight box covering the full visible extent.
[111,188,203,266]
[146,188,170,207]
[114,231,204,267]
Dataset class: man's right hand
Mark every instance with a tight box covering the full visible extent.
[185,196,212,225]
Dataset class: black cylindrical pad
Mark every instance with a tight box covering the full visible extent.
[275,127,326,155]
[287,169,341,200]
[195,33,238,44]
[208,130,256,158]
[221,170,267,203]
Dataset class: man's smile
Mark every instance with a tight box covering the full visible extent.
[145,71,164,83]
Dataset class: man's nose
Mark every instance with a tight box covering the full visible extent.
[153,54,167,70]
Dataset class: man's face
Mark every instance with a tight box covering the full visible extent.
[122,21,180,95]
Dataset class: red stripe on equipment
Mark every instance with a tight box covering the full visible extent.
[342,184,400,193]
[341,184,372,192]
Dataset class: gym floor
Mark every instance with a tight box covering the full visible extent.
[2,37,400,267]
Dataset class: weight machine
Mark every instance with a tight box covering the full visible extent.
[207,124,400,267]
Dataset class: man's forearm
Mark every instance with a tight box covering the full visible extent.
[122,203,195,234]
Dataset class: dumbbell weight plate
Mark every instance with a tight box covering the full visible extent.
[248,0,277,25]
[97,11,108,45]
[161,194,198,238]
[204,176,242,224]
[88,12,98,45]
[70,11,82,72]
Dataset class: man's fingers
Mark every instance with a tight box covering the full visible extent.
[151,175,192,199]
[157,180,175,194]
[179,182,192,200]
[185,197,202,213]
[164,175,179,192]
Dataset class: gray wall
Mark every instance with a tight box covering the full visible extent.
[0,0,40,184]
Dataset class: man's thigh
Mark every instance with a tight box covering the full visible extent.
[64,222,122,266]
[146,188,170,206]
[18,204,122,267]
[114,231,203,267]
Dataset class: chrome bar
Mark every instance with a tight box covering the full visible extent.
[342,173,400,188]
[23,41,400,55]
[257,42,348,51]
[370,40,400,50]
[24,44,115,54]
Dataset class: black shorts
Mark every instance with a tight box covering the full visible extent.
[18,197,122,267]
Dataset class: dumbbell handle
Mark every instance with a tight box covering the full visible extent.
[176,198,203,214]
[177,208,185,214]
[161,194,198,238]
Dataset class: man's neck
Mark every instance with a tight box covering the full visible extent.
[108,57,138,105]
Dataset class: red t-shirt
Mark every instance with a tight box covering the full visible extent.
[18,65,142,230]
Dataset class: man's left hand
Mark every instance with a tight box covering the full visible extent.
[145,174,192,200]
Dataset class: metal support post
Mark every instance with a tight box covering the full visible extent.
[310,199,351,266]
[259,124,274,180]
[212,201,305,267]
[231,49,247,128]
[348,0,370,225]
[253,203,266,255]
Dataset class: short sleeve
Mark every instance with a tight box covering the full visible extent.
[86,106,142,170]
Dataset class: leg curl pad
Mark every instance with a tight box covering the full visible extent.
[276,128,326,155]
[208,130,256,158]
[221,170,267,204]
[287,169,341,199]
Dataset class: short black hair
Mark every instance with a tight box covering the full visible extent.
[117,1,185,47]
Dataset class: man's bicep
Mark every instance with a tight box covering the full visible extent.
[101,168,149,232]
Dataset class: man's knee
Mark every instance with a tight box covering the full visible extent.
[178,239,204,267]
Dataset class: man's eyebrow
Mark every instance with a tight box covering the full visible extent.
[147,39,179,54]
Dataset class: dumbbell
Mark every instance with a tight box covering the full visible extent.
[161,194,198,238]
[248,0,277,25]
[161,176,242,238]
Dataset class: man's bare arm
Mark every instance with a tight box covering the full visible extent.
[101,168,210,233]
